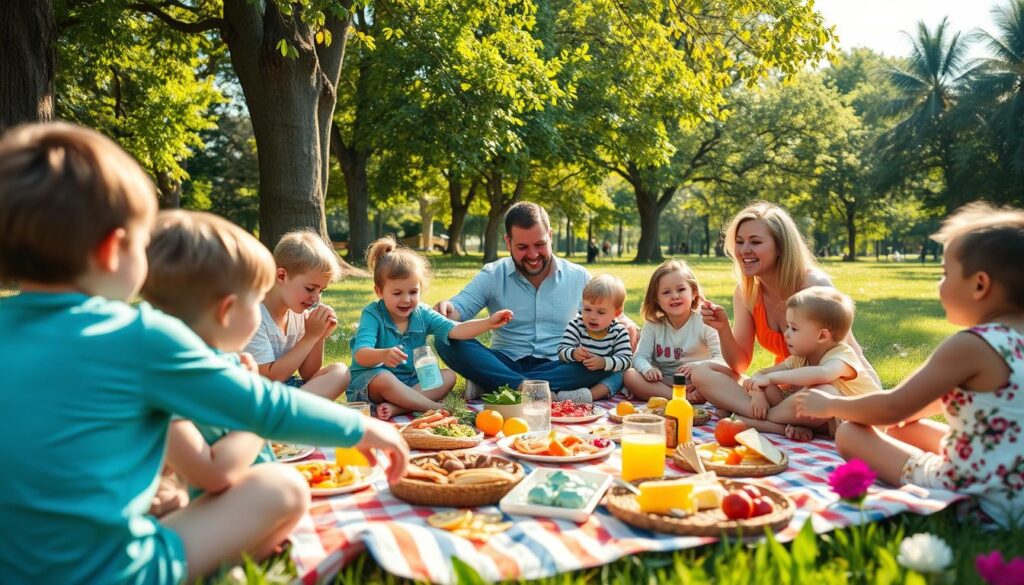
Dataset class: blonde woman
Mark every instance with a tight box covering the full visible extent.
[690,202,880,428]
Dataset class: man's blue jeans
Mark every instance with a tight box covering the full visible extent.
[434,338,623,394]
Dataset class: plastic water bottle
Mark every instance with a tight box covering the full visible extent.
[521,380,551,432]
[413,345,443,391]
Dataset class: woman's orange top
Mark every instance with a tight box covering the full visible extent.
[753,289,790,364]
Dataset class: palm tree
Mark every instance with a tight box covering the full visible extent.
[971,0,1024,191]
[878,17,973,207]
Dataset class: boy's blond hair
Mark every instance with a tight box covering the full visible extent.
[640,259,702,323]
[143,210,276,325]
[724,201,818,309]
[273,230,342,281]
[786,286,855,342]
[583,274,626,311]
[0,123,156,285]
[932,202,1024,309]
[365,235,430,289]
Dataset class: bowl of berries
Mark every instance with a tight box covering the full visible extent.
[550,400,608,424]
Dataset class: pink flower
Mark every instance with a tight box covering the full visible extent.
[976,551,1024,585]
[828,459,876,503]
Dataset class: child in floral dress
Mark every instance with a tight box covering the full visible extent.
[796,202,1024,528]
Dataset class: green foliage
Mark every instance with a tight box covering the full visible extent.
[54,2,222,187]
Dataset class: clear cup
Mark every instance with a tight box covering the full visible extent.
[520,380,551,432]
[621,414,666,482]
[336,401,372,466]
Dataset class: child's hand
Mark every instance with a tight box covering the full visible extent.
[583,356,605,370]
[382,346,408,368]
[320,305,339,339]
[750,391,770,419]
[238,352,259,374]
[354,418,411,485]
[741,377,756,393]
[794,388,834,419]
[572,346,592,362]
[489,309,514,328]
[675,363,693,377]
[305,305,335,338]
[699,300,730,331]
[748,374,771,393]
[643,369,663,382]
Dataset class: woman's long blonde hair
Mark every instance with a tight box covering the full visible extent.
[724,201,817,309]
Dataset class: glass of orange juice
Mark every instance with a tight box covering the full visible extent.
[621,414,666,482]
[335,402,372,467]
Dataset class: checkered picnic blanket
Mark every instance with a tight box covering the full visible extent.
[289,398,965,584]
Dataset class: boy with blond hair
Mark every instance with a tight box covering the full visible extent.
[0,123,408,584]
[556,274,633,402]
[740,286,881,440]
[142,210,282,503]
[245,230,349,399]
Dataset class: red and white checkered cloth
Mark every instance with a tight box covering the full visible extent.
[289,398,964,584]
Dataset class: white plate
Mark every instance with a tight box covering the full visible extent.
[499,468,612,523]
[272,443,316,463]
[496,431,615,463]
[550,405,608,424]
[288,462,382,496]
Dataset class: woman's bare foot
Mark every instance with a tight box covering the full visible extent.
[785,424,814,442]
[377,402,397,421]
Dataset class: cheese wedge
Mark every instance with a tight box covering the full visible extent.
[691,484,727,510]
[734,428,785,465]
[637,480,695,514]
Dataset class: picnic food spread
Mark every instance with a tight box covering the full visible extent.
[550,400,595,418]
[526,470,595,509]
[426,510,513,541]
[402,409,483,449]
[404,451,520,485]
[511,430,612,457]
[293,461,365,490]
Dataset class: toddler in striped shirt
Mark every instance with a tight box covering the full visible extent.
[556,274,633,402]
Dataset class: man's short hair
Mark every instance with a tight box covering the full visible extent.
[583,274,626,311]
[786,286,855,342]
[0,123,156,285]
[504,201,551,237]
[143,210,276,325]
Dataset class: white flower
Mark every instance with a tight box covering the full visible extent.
[897,533,953,574]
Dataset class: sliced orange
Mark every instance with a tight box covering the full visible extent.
[502,417,530,437]
[562,435,582,447]
[427,509,473,530]
[549,439,570,457]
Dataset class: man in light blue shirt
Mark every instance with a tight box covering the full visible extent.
[434,202,632,396]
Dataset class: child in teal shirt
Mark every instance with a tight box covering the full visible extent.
[0,123,410,584]
[349,236,513,419]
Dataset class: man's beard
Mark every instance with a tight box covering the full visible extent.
[515,253,551,277]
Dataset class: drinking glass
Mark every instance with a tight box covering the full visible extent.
[520,380,551,432]
[335,401,372,466]
[621,414,666,482]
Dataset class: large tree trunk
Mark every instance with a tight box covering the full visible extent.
[156,171,181,209]
[629,165,676,263]
[844,200,857,262]
[702,214,711,256]
[222,0,350,249]
[419,196,434,250]
[481,173,524,263]
[0,1,55,132]
[331,121,370,263]
[445,172,478,256]
[617,219,623,257]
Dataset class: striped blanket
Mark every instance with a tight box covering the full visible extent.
[289,398,964,584]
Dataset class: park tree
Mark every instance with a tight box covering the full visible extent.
[557,0,833,262]
[54,4,222,208]
[1,1,55,130]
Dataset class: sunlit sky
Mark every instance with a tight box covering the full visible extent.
[815,0,1003,58]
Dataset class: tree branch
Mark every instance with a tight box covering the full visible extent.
[128,2,225,34]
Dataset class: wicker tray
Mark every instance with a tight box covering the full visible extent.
[401,428,484,450]
[391,454,525,507]
[609,406,713,426]
[602,479,795,537]
[672,446,789,477]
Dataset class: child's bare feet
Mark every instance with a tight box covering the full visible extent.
[714,407,733,419]
[686,388,707,405]
[785,424,814,442]
[377,402,397,421]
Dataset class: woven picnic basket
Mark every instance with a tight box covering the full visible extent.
[602,479,794,537]
[401,428,484,450]
[672,447,789,477]
[391,454,525,507]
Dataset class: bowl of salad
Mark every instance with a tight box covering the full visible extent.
[481,385,524,420]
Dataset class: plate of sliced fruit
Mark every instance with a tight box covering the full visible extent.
[550,400,607,424]
[271,443,316,463]
[289,460,382,496]
[673,427,789,477]
[497,430,615,463]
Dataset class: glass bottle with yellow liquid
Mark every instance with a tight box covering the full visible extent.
[335,401,371,467]
[663,373,693,453]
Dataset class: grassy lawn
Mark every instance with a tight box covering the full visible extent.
[223,252,1019,585]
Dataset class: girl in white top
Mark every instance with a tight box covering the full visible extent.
[796,203,1024,528]
[625,260,729,400]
